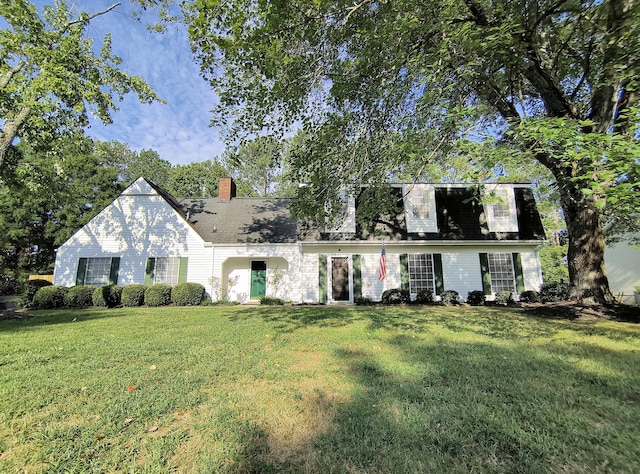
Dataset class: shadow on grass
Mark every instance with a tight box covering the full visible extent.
[227,304,638,342]
[259,335,640,472]
[0,308,129,331]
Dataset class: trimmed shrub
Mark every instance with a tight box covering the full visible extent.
[466,290,486,306]
[63,285,95,308]
[540,281,570,303]
[171,282,205,306]
[92,285,123,308]
[121,284,148,307]
[440,290,460,305]
[495,290,514,306]
[21,279,52,307]
[33,285,67,309]
[144,284,173,307]
[415,289,434,305]
[355,296,374,306]
[519,290,541,303]
[381,288,410,305]
[260,296,285,305]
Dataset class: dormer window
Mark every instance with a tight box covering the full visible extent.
[485,186,518,233]
[404,184,438,233]
[325,192,356,233]
[411,192,430,219]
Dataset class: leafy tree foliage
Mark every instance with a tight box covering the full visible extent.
[142,0,640,303]
[222,136,296,197]
[0,0,161,170]
[168,159,229,197]
[0,138,123,280]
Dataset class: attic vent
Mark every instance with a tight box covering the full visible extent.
[212,226,217,233]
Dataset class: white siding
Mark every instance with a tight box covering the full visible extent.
[301,253,319,303]
[212,244,301,302]
[521,250,543,293]
[442,251,484,298]
[300,244,542,303]
[605,239,640,304]
[54,190,212,292]
[361,253,386,300]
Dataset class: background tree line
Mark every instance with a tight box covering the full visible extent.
[0,135,295,287]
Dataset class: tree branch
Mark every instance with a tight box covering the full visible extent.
[0,62,26,90]
[342,0,373,25]
[62,2,121,33]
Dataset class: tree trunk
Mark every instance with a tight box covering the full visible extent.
[559,183,615,304]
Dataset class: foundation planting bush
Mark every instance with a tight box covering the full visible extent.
[21,279,52,307]
[32,285,68,309]
[381,288,410,305]
[440,290,460,305]
[92,285,123,308]
[519,290,541,303]
[171,282,205,306]
[466,290,486,306]
[121,284,148,307]
[144,284,173,307]
[415,289,434,304]
[63,285,95,308]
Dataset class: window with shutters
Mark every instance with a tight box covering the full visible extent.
[408,254,434,293]
[84,258,113,286]
[487,253,515,293]
[154,257,180,285]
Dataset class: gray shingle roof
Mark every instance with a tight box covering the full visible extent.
[178,197,298,244]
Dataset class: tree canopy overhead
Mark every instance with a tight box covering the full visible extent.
[0,0,161,170]
[141,0,639,304]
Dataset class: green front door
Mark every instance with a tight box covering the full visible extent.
[250,261,267,299]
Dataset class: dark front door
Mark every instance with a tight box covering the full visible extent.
[250,261,267,299]
[331,257,350,301]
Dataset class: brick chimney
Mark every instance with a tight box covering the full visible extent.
[218,177,236,202]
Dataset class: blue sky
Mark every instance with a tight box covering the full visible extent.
[58,1,225,165]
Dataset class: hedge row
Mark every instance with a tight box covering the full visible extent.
[357,283,571,306]
[31,282,206,310]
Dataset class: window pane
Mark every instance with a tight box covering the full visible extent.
[408,254,434,293]
[154,257,180,285]
[488,253,515,293]
[411,193,430,219]
[85,257,112,287]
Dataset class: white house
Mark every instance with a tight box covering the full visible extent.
[54,177,547,303]
[604,237,640,305]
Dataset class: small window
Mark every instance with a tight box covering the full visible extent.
[403,185,438,233]
[411,193,430,219]
[408,254,434,293]
[492,201,510,219]
[487,253,515,293]
[84,258,113,287]
[154,257,180,285]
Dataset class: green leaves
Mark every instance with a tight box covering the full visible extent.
[0,1,162,169]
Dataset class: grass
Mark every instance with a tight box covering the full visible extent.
[1,305,639,473]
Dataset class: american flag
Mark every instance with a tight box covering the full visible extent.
[378,242,387,281]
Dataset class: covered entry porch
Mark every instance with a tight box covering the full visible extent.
[220,256,290,303]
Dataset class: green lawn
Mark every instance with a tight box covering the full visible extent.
[1,305,639,473]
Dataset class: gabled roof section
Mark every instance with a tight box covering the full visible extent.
[179,197,298,244]
[122,177,188,220]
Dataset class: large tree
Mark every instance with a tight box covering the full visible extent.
[142,0,640,304]
[0,0,160,170]
[222,136,296,197]
[0,137,123,279]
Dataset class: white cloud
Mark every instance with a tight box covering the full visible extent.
[72,0,225,165]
